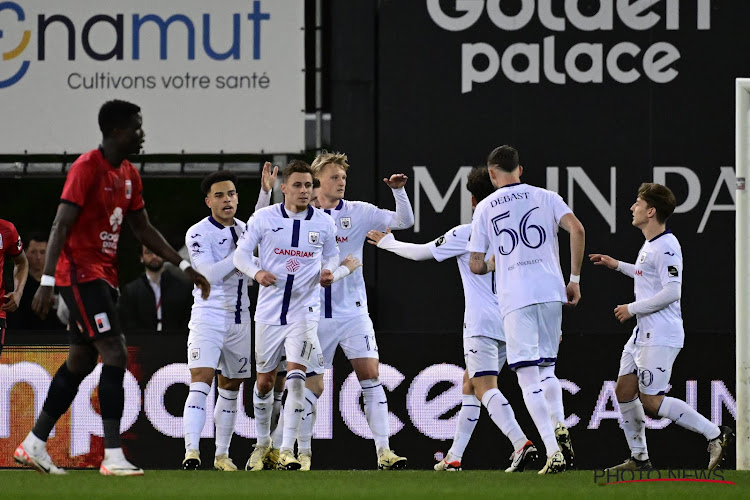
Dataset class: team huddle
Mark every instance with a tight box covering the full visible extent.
[9,100,733,476]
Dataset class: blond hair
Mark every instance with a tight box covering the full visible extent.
[311,151,349,177]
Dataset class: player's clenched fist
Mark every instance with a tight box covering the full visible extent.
[320,269,334,287]
[254,270,277,287]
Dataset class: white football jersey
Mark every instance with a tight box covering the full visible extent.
[318,200,393,319]
[468,183,571,316]
[430,223,504,340]
[186,216,249,326]
[631,231,684,347]
[238,204,339,325]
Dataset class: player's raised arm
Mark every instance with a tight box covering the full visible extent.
[32,203,80,319]
[127,208,210,300]
[382,173,414,230]
[255,161,279,212]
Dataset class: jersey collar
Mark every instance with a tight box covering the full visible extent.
[499,182,523,189]
[207,215,236,229]
[280,204,315,220]
[323,199,345,214]
[648,229,672,242]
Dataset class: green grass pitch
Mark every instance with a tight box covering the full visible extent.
[1,470,749,499]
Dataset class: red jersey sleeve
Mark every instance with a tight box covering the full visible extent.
[61,159,97,207]
[128,164,145,212]
[5,222,23,257]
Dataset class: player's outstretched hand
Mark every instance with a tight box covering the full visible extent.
[383,174,408,189]
[341,254,362,273]
[589,253,619,270]
[320,269,334,288]
[261,161,279,193]
[366,228,392,246]
[185,267,211,299]
[1,291,22,312]
[614,304,632,323]
[255,270,277,287]
[31,285,55,319]
[565,281,581,307]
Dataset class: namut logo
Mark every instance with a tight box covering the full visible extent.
[0,0,271,88]
[426,0,712,91]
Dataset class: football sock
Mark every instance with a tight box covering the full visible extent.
[481,388,529,452]
[99,365,125,449]
[539,365,565,426]
[33,362,86,441]
[280,370,306,451]
[657,396,721,440]
[618,397,649,460]
[447,394,481,461]
[184,382,210,451]
[270,409,284,447]
[214,388,239,457]
[361,378,390,453]
[516,366,559,457]
[253,383,273,447]
[297,388,319,451]
[271,389,284,432]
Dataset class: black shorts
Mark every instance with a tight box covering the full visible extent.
[59,279,122,345]
[0,317,6,356]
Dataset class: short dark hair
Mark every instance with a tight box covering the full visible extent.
[313,177,320,189]
[201,170,238,196]
[638,183,676,223]
[487,145,519,173]
[26,232,48,245]
[282,160,313,183]
[98,100,141,137]
[466,166,495,203]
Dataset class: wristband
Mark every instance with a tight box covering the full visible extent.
[40,275,56,287]
[179,260,191,271]
[569,274,580,284]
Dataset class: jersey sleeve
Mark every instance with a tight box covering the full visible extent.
[364,203,395,232]
[430,225,470,262]
[4,222,23,257]
[60,160,96,207]
[128,166,146,212]
[467,204,490,254]
[322,217,340,270]
[656,244,683,286]
[549,191,573,225]
[185,227,237,284]
[234,213,263,276]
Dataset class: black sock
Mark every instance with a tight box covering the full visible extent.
[99,365,125,449]
[33,362,85,441]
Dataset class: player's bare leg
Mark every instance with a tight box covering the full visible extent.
[351,357,406,470]
[213,374,242,471]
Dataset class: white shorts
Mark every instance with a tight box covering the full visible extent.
[503,302,562,370]
[255,321,324,374]
[316,316,379,371]
[464,336,507,379]
[618,341,681,396]
[187,323,251,379]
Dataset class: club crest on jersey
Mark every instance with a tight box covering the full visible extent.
[340,217,351,230]
[638,251,648,263]
[308,231,320,244]
[125,180,133,199]
[286,258,301,273]
[190,348,200,360]
[109,207,124,232]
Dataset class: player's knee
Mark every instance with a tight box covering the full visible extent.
[462,377,475,396]
[218,377,243,391]
[255,375,275,396]
[96,336,128,368]
[306,374,324,397]
[640,395,662,416]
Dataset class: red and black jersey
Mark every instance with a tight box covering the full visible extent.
[56,149,145,288]
[0,219,23,319]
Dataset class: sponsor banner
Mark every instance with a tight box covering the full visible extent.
[0,332,735,470]
[375,1,743,336]
[0,0,304,153]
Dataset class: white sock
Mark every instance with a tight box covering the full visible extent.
[361,378,390,454]
[281,370,306,451]
[618,397,649,460]
[539,365,565,426]
[270,407,284,448]
[516,366,559,457]
[657,396,721,440]
[446,395,480,461]
[253,383,273,447]
[214,388,239,457]
[481,388,528,452]
[183,382,210,452]
[297,388,319,451]
[270,389,284,433]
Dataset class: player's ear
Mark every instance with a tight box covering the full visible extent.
[518,165,523,177]
[204,197,211,209]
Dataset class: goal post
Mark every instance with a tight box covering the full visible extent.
[736,78,750,470]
